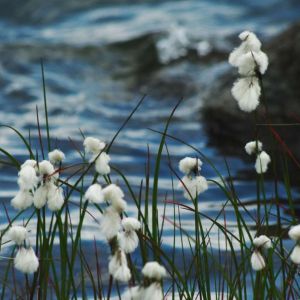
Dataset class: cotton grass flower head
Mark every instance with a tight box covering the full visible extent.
[11,190,33,210]
[251,250,266,271]
[142,261,167,281]
[8,226,28,245]
[100,206,121,240]
[253,235,272,249]
[14,247,39,274]
[47,185,64,211]
[17,165,38,191]
[83,136,106,155]
[288,224,300,241]
[108,248,131,282]
[231,77,261,112]
[48,149,65,165]
[288,225,300,264]
[84,183,104,204]
[122,286,144,300]
[95,152,111,175]
[245,140,263,155]
[119,218,141,253]
[236,51,268,76]
[103,184,127,212]
[180,175,208,200]
[255,151,271,174]
[143,282,164,300]
[229,31,262,67]
[179,157,202,175]
[38,160,55,176]
[20,159,37,169]
[33,184,49,209]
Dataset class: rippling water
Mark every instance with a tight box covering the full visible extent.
[0,0,300,296]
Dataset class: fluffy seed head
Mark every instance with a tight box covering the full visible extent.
[143,282,164,300]
[255,151,271,174]
[245,140,263,155]
[21,160,37,169]
[33,184,49,209]
[100,206,121,240]
[288,225,300,241]
[290,245,300,265]
[251,250,266,271]
[142,261,167,280]
[121,218,141,231]
[8,226,28,245]
[38,160,55,176]
[18,165,38,190]
[231,77,261,112]
[122,286,144,300]
[119,231,139,253]
[11,190,33,211]
[84,183,104,204]
[14,247,39,274]
[179,157,202,175]
[95,152,111,175]
[179,175,208,200]
[103,184,127,212]
[108,249,131,282]
[48,149,65,165]
[47,185,64,211]
[83,137,106,155]
[236,51,268,76]
[253,235,272,249]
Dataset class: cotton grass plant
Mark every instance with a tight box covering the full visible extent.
[0,32,299,299]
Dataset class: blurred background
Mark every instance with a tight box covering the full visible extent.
[0,0,300,288]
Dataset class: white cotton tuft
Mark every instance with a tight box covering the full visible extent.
[290,245,300,265]
[47,185,64,211]
[122,286,144,300]
[229,31,262,67]
[21,160,37,169]
[236,51,268,76]
[255,151,271,174]
[11,190,33,210]
[38,160,55,176]
[100,206,121,240]
[108,249,131,282]
[33,184,49,209]
[231,77,261,112]
[142,261,167,280]
[48,149,65,165]
[179,157,202,175]
[144,282,164,300]
[119,230,139,253]
[83,137,106,155]
[253,235,272,249]
[251,251,266,271]
[288,225,300,241]
[17,165,38,190]
[121,218,141,231]
[95,152,111,175]
[103,184,127,212]
[8,226,28,245]
[14,247,39,274]
[84,183,104,204]
[180,175,208,200]
[245,140,263,155]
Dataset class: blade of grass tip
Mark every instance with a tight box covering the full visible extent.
[40,59,51,152]
[0,147,20,169]
[106,94,146,153]
[36,105,45,160]
[0,125,35,159]
[151,97,184,253]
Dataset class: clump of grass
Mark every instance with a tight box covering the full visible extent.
[0,33,299,300]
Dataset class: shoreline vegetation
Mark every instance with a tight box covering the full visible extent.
[0,30,299,299]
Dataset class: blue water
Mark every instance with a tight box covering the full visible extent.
[0,0,299,297]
